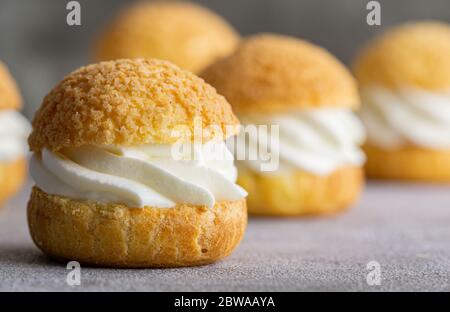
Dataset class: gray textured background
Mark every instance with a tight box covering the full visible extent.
[1,180,450,291]
[0,0,449,118]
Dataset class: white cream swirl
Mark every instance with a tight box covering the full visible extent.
[30,142,247,208]
[0,110,31,162]
[361,86,450,149]
[232,109,366,176]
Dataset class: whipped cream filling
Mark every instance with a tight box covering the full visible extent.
[30,142,247,208]
[232,109,366,176]
[0,110,31,162]
[361,86,450,149]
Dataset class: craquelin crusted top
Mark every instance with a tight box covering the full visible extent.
[200,34,359,114]
[94,1,239,74]
[29,59,240,152]
[353,21,450,90]
[0,61,22,110]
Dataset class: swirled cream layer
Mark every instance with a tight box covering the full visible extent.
[30,142,247,208]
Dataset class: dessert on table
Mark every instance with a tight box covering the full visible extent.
[202,34,366,216]
[94,1,239,73]
[27,58,247,267]
[353,21,450,181]
[0,61,30,207]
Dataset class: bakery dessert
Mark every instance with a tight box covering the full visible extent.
[201,34,366,216]
[94,1,239,73]
[353,21,450,181]
[0,61,30,206]
[27,58,247,267]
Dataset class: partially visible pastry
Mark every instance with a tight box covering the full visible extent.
[94,1,239,73]
[353,21,450,181]
[0,61,30,205]
[202,34,366,216]
[27,59,247,267]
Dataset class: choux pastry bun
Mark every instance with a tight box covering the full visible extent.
[94,1,239,73]
[202,34,366,216]
[353,21,450,181]
[27,58,247,267]
[0,61,30,206]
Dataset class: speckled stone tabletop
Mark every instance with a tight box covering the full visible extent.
[1,179,449,292]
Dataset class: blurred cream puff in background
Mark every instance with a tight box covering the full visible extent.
[94,0,240,73]
[202,34,366,216]
[353,21,450,182]
[0,61,30,207]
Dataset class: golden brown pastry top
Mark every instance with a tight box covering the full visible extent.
[94,1,239,73]
[29,59,239,152]
[353,21,450,90]
[0,61,22,110]
[201,34,359,114]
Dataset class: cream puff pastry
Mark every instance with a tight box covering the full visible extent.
[27,59,247,267]
[0,61,30,205]
[201,34,366,216]
[353,21,450,181]
[94,1,239,73]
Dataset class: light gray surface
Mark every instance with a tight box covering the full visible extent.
[0,179,450,292]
